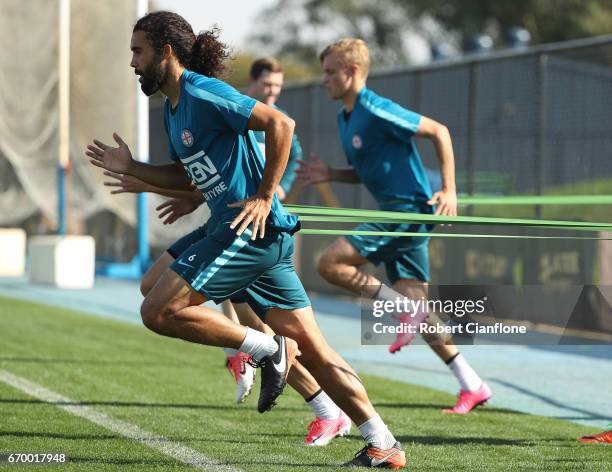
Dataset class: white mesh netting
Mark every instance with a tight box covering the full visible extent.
[0,0,210,259]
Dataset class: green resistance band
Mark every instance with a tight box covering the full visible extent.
[285,204,612,231]
[459,195,612,205]
[298,228,612,240]
[297,215,608,233]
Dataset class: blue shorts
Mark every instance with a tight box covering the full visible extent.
[346,221,430,283]
[167,222,310,318]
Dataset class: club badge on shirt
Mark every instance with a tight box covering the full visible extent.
[352,134,363,149]
[181,129,194,147]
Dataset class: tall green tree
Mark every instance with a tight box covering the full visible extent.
[223,52,318,88]
[408,0,612,44]
[248,0,440,69]
[248,0,612,69]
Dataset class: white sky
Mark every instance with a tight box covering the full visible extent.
[154,0,277,51]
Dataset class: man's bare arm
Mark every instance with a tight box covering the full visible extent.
[127,161,193,191]
[103,171,203,202]
[415,116,457,216]
[295,155,361,185]
[228,102,294,239]
[86,133,193,191]
[329,167,361,183]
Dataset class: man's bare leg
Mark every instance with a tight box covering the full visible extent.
[233,303,349,444]
[141,269,251,346]
[141,252,345,429]
[140,267,299,412]
[220,302,256,403]
[317,237,491,411]
[317,238,381,297]
[233,303,322,399]
[266,306,401,454]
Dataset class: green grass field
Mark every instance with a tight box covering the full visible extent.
[0,295,610,471]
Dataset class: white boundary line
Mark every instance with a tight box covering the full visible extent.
[0,370,242,472]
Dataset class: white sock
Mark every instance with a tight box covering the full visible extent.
[306,390,341,420]
[223,348,239,357]
[447,353,482,392]
[238,328,278,362]
[376,284,404,303]
[358,415,396,449]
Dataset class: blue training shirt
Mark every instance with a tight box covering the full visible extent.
[163,69,299,233]
[337,87,433,211]
[251,105,303,194]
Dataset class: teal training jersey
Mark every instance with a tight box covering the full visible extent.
[251,104,302,194]
[337,87,433,211]
[163,70,299,232]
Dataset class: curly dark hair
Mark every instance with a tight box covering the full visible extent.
[133,11,229,78]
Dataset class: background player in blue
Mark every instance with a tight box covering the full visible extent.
[86,13,406,468]
[244,57,301,201]
[220,57,300,391]
[228,56,351,445]
[297,38,493,416]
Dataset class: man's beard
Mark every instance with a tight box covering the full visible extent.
[140,56,166,96]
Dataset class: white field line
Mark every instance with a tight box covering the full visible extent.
[0,370,242,472]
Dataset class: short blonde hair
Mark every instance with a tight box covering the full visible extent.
[319,38,370,76]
